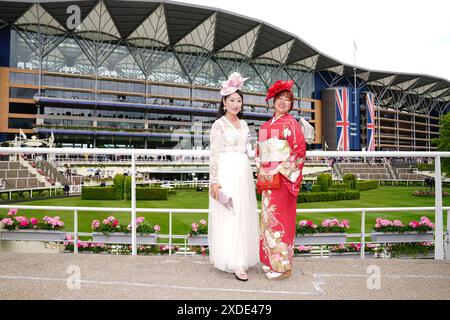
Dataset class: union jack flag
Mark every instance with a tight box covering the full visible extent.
[366,92,376,151]
[335,88,350,151]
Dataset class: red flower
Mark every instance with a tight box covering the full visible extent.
[265,80,294,102]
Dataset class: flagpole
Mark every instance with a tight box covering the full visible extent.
[353,40,358,151]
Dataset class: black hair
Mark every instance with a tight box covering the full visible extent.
[217,90,244,119]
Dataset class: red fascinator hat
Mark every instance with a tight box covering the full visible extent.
[265,80,294,102]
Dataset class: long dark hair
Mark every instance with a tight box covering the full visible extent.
[217,90,244,119]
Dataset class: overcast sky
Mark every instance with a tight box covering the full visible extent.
[174,0,450,81]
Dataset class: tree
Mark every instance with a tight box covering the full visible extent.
[433,112,450,176]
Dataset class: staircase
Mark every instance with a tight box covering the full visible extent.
[35,160,71,186]
[386,162,397,180]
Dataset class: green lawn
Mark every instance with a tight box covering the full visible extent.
[1,186,449,236]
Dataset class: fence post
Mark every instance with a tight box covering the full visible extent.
[434,156,444,260]
[169,211,173,256]
[131,152,137,256]
[446,209,450,260]
[360,210,366,259]
[74,209,78,254]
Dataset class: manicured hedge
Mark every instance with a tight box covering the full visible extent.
[82,187,116,200]
[125,176,132,200]
[356,180,379,191]
[297,190,360,203]
[113,174,125,200]
[317,174,333,192]
[343,174,357,190]
[330,183,351,191]
[136,188,168,200]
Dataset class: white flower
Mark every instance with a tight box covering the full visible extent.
[273,231,281,239]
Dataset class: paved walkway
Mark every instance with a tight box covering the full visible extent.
[0,253,449,300]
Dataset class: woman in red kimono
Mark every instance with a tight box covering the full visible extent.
[256,80,306,280]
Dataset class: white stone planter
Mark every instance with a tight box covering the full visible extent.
[370,231,434,243]
[0,229,66,241]
[187,234,209,246]
[92,232,158,244]
[295,233,347,245]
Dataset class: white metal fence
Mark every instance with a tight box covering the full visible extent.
[0,147,449,260]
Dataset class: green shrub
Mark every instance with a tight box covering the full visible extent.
[343,174,357,190]
[1,193,9,201]
[356,180,379,191]
[41,190,50,197]
[297,190,360,203]
[136,188,168,200]
[11,193,19,200]
[32,191,39,198]
[317,174,333,192]
[21,191,30,198]
[125,176,132,200]
[81,187,116,200]
[113,174,125,200]
[55,189,64,196]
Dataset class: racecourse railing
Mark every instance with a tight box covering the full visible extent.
[0,147,449,259]
[0,204,448,260]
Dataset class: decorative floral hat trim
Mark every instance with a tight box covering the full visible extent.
[220,72,249,96]
[265,79,294,102]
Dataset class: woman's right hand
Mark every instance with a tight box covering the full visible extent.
[210,183,222,200]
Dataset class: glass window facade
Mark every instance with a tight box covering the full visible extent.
[8,117,35,129]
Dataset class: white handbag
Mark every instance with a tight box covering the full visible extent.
[299,117,315,144]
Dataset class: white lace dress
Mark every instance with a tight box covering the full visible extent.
[208,116,259,273]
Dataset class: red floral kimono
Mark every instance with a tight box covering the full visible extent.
[256,113,306,273]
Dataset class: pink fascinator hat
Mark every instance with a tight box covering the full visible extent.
[220,72,248,96]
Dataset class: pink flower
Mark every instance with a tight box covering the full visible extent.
[107,216,116,222]
[191,223,198,232]
[322,219,332,227]
[136,217,145,224]
[1,218,13,226]
[92,220,100,230]
[199,219,207,225]
[66,235,73,241]
[103,219,109,225]
[154,225,161,232]
[342,220,350,228]
[7,209,17,216]
[393,220,403,227]
[112,219,119,227]
[127,224,132,230]
[30,218,38,225]
[19,219,29,227]
[409,221,420,228]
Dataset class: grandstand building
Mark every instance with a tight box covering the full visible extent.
[0,0,449,151]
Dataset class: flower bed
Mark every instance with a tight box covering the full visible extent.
[188,219,208,245]
[412,190,449,197]
[91,216,160,244]
[0,209,66,241]
[371,216,434,243]
[295,218,349,245]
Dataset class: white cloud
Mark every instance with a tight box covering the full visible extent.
[174,0,450,80]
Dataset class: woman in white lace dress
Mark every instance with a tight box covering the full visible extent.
[208,73,259,281]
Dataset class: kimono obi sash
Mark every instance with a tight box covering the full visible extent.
[259,137,291,163]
